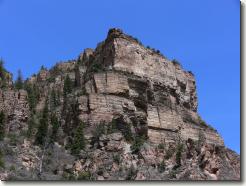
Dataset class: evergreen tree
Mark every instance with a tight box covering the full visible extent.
[0,59,6,80]
[50,113,59,142]
[35,101,49,146]
[50,88,60,109]
[71,121,85,155]
[15,69,24,90]
[74,64,81,87]
[0,111,5,141]
[63,75,72,97]
[25,83,38,112]
[27,113,36,138]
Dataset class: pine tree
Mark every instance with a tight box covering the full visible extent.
[25,83,38,112]
[27,113,36,138]
[50,113,59,142]
[15,69,24,90]
[0,111,5,141]
[71,121,85,155]
[35,101,49,146]
[50,88,60,109]
[63,75,72,97]
[0,59,6,80]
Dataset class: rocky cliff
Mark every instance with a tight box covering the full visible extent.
[0,28,240,181]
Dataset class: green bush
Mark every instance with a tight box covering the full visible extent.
[35,101,49,146]
[113,154,120,164]
[0,150,5,168]
[158,143,165,150]
[63,75,73,97]
[165,146,175,160]
[0,111,5,141]
[91,63,103,73]
[126,165,137,180]
[15,69,24,90]
[158,160,166,173]
[77,171,93,180]
[8,133,18,146]
[71,122,85,155]
[131,135,145,154]
[62,172,76,180]
[107,119,119,134]
[175,142,184,167]
[27,113,37,138]
[92,122,106,145]
[171,59,181,66]
[50,113,59,142]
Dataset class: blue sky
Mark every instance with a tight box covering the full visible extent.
[0,0,240,153]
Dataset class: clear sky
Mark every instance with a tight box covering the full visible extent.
[0,0,240,153]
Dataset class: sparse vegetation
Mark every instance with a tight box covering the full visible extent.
[91,63,103,73]
[175,142,184,167]
[0,111,5,141]
[158,143,165,150]
[131,135,145,154]
[158,160,166,173]
[113,154,120,164]
[0,150,5,168]
[126,165,137,180]
[92,122,106,146]
[77,171,93,180]
[71,122,85,155]
[35,101,49,146]
[171,59,181,66]
[15,69,24,90]
[50,113,59,142]
[63,75,73,97]
[165,146,175,160]
[27,113,37,138]
[24,83,39,112]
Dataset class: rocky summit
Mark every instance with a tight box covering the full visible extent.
[0,28,240,181]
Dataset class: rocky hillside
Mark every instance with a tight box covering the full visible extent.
[0,28,240,181]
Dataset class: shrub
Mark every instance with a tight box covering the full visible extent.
[35,101,49,146]
[107,119,119,134]
[71,122,85,155]
[122,123,133,142]
[9,165,16,171]
[0,111,5,141]
[126,165,137,180]
[171,59,181,66]
[50,113,59,142]
[63,75,73,97]
[62,172,76,180]
[77,171,93,180]
[175,142,184,167]
[0,150,5,168]
[91,63,103,73]
[158,160,166,173]
[92,122,106,146]
[165,146,175,160]
[15,69,24,90]
[158,143,165,150]
[27,113,37,138]
[8,133,18,146]
[113,154,120,164]
[131,135,145,154]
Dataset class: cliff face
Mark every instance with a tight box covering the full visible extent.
[0,28,240,181]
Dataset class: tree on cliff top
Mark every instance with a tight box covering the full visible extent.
[0,59,6,80]
[15,69,24,90]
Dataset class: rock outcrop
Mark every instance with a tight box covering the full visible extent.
[0,28,239,181]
